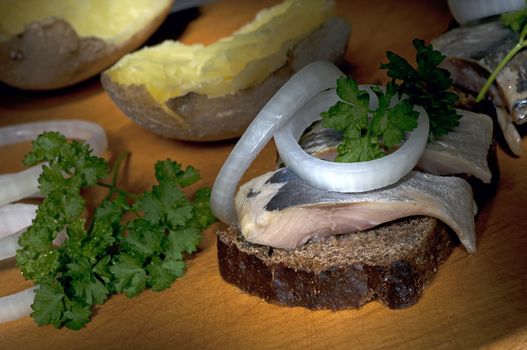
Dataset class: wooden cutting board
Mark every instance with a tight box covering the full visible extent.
[1,1,526,349]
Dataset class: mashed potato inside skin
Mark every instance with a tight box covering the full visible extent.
[105,0,334,102]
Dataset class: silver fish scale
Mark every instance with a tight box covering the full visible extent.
[420,109,493,182]
[246,167,476,252]
[265,168,472,212]
[277,110,492,183]
[432,21,527,124]
[434,22,516,67]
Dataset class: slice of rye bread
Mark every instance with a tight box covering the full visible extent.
[217,217,457,310]
[216,143,500,310]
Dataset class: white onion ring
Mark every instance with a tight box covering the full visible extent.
[0,203,66,261]
[447,0,525,25]
[0,120,108,207]
[0,203,37,261]
[0,287,35,324]
[0,203,36,324]
[274,88,430,192]
[210,60,345,225]
[0,204,36,322]
[0,119,107,324]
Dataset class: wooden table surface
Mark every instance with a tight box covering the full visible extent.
[1,1,526,349]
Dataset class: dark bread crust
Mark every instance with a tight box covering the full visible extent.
[217,217,458,309]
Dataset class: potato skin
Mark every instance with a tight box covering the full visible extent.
[102,18,352,141]
[0,2,172,90]
[102,63,293,141]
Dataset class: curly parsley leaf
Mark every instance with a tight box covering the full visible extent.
[66,257,110,305]
[145,256,185,292]
[94,193,129,226]
[501,5,527,33]
[166,228,202,259]
[109,253,147,298]
[193,188,216,229]
[321,78,418,162]
[16,132,216,329]
[155,159,201,187]
[63,300,91,331]
[30,281,66,328]
[122,219,165,258]
[380,39,461,138]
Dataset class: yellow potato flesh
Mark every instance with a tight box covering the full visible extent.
[105,0,333,102]
[0,0,170,42]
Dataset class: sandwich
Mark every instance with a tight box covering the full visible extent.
[211,56,500,309]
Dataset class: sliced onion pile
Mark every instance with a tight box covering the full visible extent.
[211,60,430,225]
[0,120,107,324]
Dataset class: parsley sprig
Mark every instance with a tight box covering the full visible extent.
[476,8,527,102]
[501,5,527,32]
[322,39,461,163]
[16,132,215,330]
[321,78,418,162]
[380,39,461,138]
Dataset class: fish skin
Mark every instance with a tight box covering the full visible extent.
[235,168,477,253]
[416,109,493,183]
[431,20,526,155]
[432,21,527,119]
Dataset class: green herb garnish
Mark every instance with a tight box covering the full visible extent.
[321,78,418,162]
[16,132,216,330]
[322,39,461,162]
[380,39,461,138]
[501,4,527,33]
[476,8,527,102]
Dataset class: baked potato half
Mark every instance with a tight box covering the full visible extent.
[102,0,351,141]
[0,0,173,90]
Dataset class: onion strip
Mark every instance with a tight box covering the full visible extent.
[0,203,66,261]
[447,0,525,25]
[274,88,430,192]
[0,287,35,324]
[0,120,108,207]
[0,203,37,261]
[210,60,344,225]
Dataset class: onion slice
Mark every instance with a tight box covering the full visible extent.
[0,203,37,261]
[447,0,525,25]
[210,60,344,225]
[0,203,66,324]
[0,203,66,262]
[0,204,37,323]
[274,88,430,192]
[0,120,108,207]
[0,287,35,324]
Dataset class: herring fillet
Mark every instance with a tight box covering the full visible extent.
[431,21,527,155]
[417,109,493,183]
[235,168,477,253]
[279,109,493,183]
